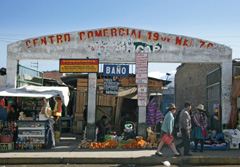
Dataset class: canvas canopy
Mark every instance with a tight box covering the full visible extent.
[0,86,69,106]
[117,87,137,99]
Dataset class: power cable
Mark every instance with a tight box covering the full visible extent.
[0,33,35,37]
[199,36,240,38]
[0,37,23,41]
[0,40,12,43]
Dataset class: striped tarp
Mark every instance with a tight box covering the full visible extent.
[146,97,164,126]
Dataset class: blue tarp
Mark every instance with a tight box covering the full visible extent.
[190,142,230,150]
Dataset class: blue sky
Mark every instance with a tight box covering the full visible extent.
[0,0,240,79]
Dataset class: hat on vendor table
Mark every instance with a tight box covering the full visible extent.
[195,104,206,112]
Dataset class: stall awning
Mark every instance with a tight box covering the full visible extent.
[118,87,137,99]
[0,86,70,106]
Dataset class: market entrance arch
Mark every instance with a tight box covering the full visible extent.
[7,27,232,139]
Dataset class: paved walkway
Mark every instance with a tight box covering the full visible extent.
[0,135,239,165]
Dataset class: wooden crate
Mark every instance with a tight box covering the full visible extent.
[72,126,77,134]
[75,112,84,118]
[0,142,14,151]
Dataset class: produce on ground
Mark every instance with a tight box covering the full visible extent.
[77,137,161,149]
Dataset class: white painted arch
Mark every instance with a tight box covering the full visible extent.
[7,27,232,126]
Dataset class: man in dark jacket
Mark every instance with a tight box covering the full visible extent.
[7,105,19,122]
[96,115,108,142]
[176,101,192,156]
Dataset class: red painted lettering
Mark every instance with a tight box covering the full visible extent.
[33,38,38,46]
[79,32,85,41]
[48,36,54,44]
[189,40,193,47]
[25,40,31,49]
[206,43,213,49]
[167,38,171,43]
[147,32,152,40]
[118,28,125,36]
[175,37,182,45]
[126,29,129,36]
[199,41,205,48]
[103,29,109,37]
[64,34,70,42]
[160,37,166,41]
[110,28,117,37]
[87,31,94,40]
[40,37,47,45]
[152,33,159,42]
[182,38,188,47]
[95,30,102,37]
[137,31,143,40]
[56,35,63,44]
[130,29,137,39]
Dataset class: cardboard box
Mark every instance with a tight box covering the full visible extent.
[76,117,84,121]
[73,121,77,126]
[39,114,47,121]
[77,121,83,134]
[75,112,83,118]
[62,122,68,126]
[230,142,239,149]
[230,138,240,149]
[72,126,77,134]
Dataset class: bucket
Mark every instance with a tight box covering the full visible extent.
[54,131,60,143]
[1,135,13,143]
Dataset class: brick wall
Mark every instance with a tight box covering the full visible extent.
[175,63,220,111]
[43,71,64,82]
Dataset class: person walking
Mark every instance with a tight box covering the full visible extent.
[176,101,192,156]
[191,104,208,152]
[155,103,180,157]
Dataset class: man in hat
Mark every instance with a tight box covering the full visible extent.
[176,101,192,156]
[190,104,208,152]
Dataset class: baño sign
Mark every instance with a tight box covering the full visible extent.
[103,65,129,77]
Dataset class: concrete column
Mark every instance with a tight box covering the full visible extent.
[6,56,18,88]
[221,61,232,125]
[86,73,97,141]
[138,106,146,139]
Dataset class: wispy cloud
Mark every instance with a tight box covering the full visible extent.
[148,70,176,88]
[148,70,176,80]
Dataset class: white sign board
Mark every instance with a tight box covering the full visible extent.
[135,53,148,84]
[138,96,148,107]
[138,84,148,107]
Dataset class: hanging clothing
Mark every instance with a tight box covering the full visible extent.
[41,99,52,119]
[7,98,15,112]
[146,97,164,126]
[49,97,56,110]
[53,99,62,117]
[0,97,8,107]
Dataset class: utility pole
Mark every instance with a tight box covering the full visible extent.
[166,72,171,80]
[31,61,39,71]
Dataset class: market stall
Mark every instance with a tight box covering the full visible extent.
[0,86,69,150]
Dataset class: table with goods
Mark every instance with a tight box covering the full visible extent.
[0,121,17,151]
[16,120,48,150]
